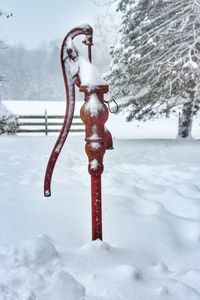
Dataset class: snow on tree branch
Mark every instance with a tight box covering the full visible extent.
[106,0,200,123]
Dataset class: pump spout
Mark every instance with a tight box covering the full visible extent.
[44,25,93,197]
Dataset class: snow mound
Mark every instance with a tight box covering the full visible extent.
[0,234,61,276]
[46,271,85,300]
[0,234,85,299]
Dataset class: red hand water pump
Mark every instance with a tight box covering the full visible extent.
[44,25,113,241]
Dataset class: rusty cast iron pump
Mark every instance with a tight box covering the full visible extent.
[44,25,113,241]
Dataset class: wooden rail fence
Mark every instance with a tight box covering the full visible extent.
[17,110,84,135]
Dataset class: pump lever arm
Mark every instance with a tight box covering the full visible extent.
[44,25,93,197]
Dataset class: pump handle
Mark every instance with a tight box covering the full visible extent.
[44,25,93,197]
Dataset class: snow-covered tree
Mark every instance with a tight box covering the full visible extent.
[106,0,200,138]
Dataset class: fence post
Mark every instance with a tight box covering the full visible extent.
[45,109,48,136]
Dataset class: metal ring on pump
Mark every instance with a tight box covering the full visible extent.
[104,98,119,114]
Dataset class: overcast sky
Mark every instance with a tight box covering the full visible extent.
[1,0,106,49]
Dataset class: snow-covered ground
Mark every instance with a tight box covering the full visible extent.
[1,132,200,299]
[1,100,200,299]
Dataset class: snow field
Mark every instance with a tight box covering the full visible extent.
[1,135,200,299]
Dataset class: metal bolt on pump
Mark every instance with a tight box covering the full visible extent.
[44,25,113,241]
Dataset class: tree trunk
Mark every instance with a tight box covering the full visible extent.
[165,100,171,118]
[165,107,170,118]
[177,93,194,138]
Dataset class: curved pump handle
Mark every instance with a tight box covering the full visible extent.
[44,25,93,197]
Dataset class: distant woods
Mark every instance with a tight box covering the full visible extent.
[0,42,67,100]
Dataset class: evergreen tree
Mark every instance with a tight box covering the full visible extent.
[106,0,200,138]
